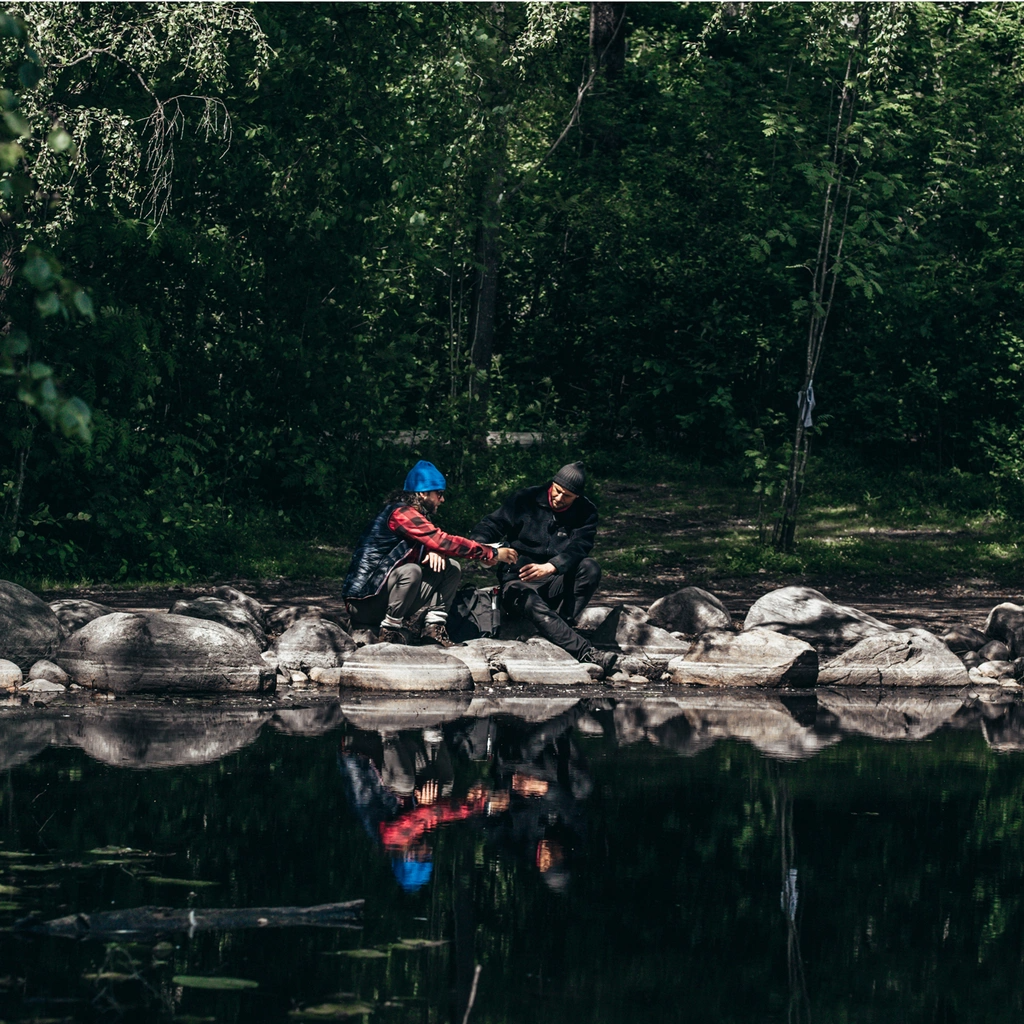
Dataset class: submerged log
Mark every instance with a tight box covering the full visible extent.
[16,899,364,940]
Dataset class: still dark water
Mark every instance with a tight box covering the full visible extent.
[2,690,1024,1023]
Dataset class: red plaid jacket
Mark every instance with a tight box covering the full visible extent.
[388,506,495,562]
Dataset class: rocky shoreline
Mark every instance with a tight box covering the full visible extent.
[1,577,1022,701]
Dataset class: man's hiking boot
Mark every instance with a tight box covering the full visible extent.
[421,622,456,648]
[578,646,618,679]
[376,625,410,645]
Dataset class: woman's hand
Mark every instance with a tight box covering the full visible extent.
[519,561,556,581]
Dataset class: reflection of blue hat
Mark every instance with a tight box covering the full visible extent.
[404,460,446,492]
[391,858,433,892]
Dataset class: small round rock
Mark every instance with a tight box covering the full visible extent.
[27,660,69,686]
[0,658,22,690]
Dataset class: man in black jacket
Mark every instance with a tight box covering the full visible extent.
[470,462,616,673]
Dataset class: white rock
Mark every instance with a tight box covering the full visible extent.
[818,629,969,687]
[668,628,818,688]
[26,660,69,686]
[744,586,894,655]
[20,679,66,693]
[336,643,473,691]
[461,638,591,686]
[0,658,22,689]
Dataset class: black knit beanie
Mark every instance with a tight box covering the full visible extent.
[552,461,586,495]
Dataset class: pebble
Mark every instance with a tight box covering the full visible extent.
[493,671,510,683]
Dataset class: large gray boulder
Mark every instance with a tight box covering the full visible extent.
[55,612,273,693]
[0,580,62,668]
[459,638,592,685]
[266,604,338,636]
[817,629,969,687]
[49,598,114,635]
[647,587,732,635]
[170,597,268,649]
[984,603,1024,656]
[743,586,894,656]
[668,628,818,688]
[274,617,356,672]
[336,643,473,691]
[211,586,267,628]
[591,604,692,662]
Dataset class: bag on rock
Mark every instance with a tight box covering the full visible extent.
[448,587,502,642]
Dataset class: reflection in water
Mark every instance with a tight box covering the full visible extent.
[1,689,1022,774]
[338,700,600,893]
[2,689,1024,1023]
[775,778,811,1024]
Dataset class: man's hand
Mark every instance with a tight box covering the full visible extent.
[425,550,447,572]
[519,562,556,582]
[496,546,517,564]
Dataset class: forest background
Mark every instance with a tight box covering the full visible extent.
[2,0,1024,592]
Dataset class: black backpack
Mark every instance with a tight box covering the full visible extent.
[448,586,503,642]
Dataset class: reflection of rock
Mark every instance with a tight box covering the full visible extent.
[340,696,475,731]
[337,643,473,691]
[59,707,269,768]
[0,717,57,770]
[270,703,345,736]
[275,618,356,672]
[744,586,893,656]
[668,629,818,687]
[980,704,1024,752]
[816,688,965,741]
[170,597,268,649]
[611,693,838,761]
[646,587,732,635]
[460,639,592,685]
[592,605,691,660]
[49,599,114,635]
[56,612,273,693]
[0,580,62,668]
[818,630,969,687]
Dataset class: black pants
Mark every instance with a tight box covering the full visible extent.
[501,557,601,659]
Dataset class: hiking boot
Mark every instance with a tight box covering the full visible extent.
[578,646,618,679]
[376,625,410,645]
[421,622,456,648]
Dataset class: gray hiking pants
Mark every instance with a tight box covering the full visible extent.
[349,559,462,628]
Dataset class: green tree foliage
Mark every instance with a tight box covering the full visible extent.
[2,1,1024,578]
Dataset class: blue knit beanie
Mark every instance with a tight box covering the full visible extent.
[404,460,446,492]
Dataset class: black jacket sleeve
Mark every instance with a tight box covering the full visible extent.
[549,504,597,575]
[470,494,519,544]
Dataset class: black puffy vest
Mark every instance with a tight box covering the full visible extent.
[342,501,413,600]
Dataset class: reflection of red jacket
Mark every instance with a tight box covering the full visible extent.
[380,795,489,850]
